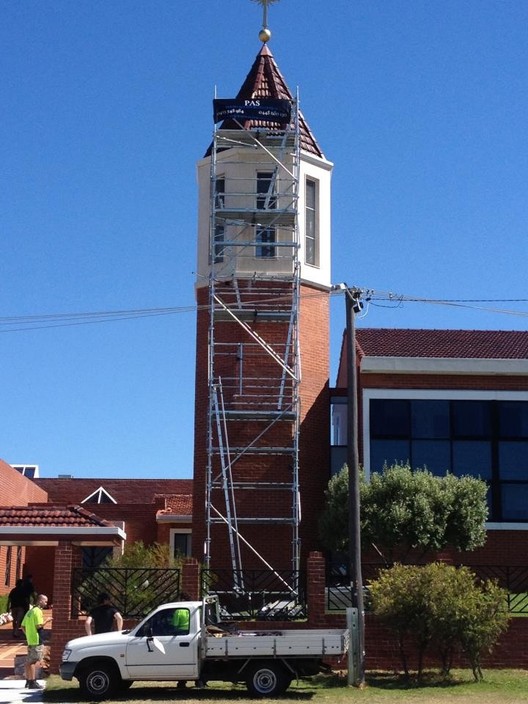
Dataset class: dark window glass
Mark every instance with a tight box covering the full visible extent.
[4,546,11,587]
[215,177,225,208]
[411,400,449,438]
[15,546,22,580]
[370,399,409,437]
[257,172,276,209]
[256,172,276,258]
[256,226,276,258]
[331,446,348,476]
[452,441,492,479]
[370,439,410,473]
[213,225,224,263]
[499,402,528,439]
[501,484,528,521]
[173,533,191,558]
[452,401,491,438]
[367,398,528,522]
[499,441,528,479]
[411,440,450,475]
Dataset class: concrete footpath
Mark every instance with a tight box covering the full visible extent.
[0,639,45,702]
[0,679,45,702]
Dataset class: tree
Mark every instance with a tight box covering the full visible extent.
[77,542,183,619]
[105,541,178,569]
[318,466,349,554]
[319,463,488,563]
[368,562,509,681]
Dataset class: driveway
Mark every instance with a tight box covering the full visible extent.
[0,679,45,703]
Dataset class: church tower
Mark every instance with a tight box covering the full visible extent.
[192,12,333,576]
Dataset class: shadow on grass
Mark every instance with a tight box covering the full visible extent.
[43,680,317,703]
[364,670,472,690]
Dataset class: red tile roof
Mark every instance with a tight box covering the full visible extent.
[207,45,323,158]
[356,328,528,359]
[335,328,528,387]
[0,504,113,528]
[156,493,193,518]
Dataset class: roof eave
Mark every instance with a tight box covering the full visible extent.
[361,357,528,375]
[156,514,192,523]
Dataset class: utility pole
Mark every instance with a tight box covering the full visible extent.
[345,286,365,686]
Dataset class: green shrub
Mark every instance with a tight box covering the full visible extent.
[369,562,510,681]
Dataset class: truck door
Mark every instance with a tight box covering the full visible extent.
[125,607,200,680]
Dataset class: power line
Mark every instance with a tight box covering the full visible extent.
[1,291,527,334]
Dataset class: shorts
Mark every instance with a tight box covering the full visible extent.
[26,645,44,664]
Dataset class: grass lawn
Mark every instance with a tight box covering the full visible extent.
[43,670,528,704]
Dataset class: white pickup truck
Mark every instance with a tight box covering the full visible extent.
[60,598,349,699]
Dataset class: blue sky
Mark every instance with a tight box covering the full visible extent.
[2,0,527,479]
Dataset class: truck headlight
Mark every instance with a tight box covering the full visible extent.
[62,648,72,661]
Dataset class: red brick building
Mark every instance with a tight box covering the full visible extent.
[331,327,528,566]
[0,465,192,602]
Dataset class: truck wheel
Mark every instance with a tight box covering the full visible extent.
[79,662,120,700]
[245,662,291,697]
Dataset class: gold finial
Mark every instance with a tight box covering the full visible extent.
[251,0,280,43]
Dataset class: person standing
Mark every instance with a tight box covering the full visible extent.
[21,574,36,606]
[20,594,51,690]
[7,579,29,638]
[85,593,123,635]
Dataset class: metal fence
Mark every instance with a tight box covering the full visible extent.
[465,565,528,613]
[326,563,528,614]
[71,567,181,619]
[201,568,307,621]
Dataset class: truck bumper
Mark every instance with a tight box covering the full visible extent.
[59,661,78,681]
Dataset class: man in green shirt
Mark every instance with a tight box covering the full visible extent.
[172,607,190,634]
[21,594,51,690]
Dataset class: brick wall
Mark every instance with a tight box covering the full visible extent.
[0,459,48,506]
[192,284,330,569]
[24,546,56,598]
[45,550,528,675]
[191,286,209,565]
[304,551,528,671]
[363,616,528,670]
[360,372,528,392]
[0,460,48,593]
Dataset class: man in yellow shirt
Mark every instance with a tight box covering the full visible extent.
[21,594,51,690]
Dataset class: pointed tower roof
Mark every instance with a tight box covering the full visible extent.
[207,45,324,159]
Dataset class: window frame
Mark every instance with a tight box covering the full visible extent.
[170,528,192,559]
[256,171,276,258]
[304,177,319,267]
[363,389,528,526]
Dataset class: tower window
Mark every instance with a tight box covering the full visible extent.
[214,177,225,208]
[256,172,276,258]
[305,178,319,267]
[213,225,225,263]
[212,177,225,262]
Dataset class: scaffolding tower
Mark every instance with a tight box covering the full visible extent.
[205,98,302,576]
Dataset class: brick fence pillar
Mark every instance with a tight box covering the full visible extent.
[49,542,75,673]
[181,557,200,600]
[307,551,326,627]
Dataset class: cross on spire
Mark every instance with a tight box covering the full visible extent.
[251,0,280,43]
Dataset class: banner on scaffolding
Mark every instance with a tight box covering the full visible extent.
[213,98,291,124]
